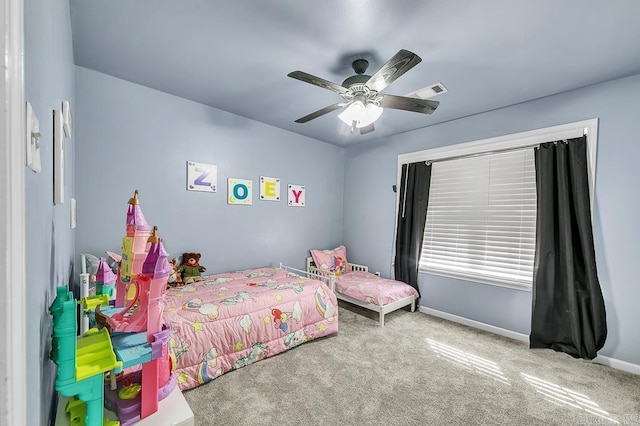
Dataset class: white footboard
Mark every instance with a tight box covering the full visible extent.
[305,257,416,327]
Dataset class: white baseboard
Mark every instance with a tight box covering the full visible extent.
[419,307,640,376]
[593,355,640,376]
[419,306,530,343]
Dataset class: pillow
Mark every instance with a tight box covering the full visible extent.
[310,245,349,276]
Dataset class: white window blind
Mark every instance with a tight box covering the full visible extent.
[420,148,537,289]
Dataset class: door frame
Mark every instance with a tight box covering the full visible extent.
[1,0,27,424]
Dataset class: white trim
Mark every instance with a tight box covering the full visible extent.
[592,355,640,376]
[398,119,597,165]
[419,306,530,343]
[0,0,27,425]
[420,307,640,376]
[584,119,599,206]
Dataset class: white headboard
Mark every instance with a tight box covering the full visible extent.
[306,256,316,271]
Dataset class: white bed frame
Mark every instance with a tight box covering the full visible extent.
[278,263,335,288]
[305,257,416,327]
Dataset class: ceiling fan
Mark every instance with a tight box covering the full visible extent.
[287,49,440,135]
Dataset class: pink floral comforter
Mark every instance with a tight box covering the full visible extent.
[164,267,338,391]
[334,271,418,306]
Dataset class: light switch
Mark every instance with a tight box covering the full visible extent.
[25,102,42,173]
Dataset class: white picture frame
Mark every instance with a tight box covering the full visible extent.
[53,109,65,204]
[227,178,253,205]
[259,176,281,201]
[186,161,217,192]
[287,184,305,207]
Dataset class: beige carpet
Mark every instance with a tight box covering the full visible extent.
[184,303,640,425]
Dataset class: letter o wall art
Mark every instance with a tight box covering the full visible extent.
[228,178,253,205]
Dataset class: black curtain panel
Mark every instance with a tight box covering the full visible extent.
[394,161,432,300]
[530,136,607,359]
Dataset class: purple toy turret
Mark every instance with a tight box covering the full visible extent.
[96,257,118,301]
[142,226,172,280]
[126,190,153,244]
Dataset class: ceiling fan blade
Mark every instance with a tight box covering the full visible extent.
[365,49,422,93]
[294,103,344,123]
[380,95,439,114]
[287,71,350,95]
[359,123,375,135]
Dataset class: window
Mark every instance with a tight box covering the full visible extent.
[420,148,536,289]
[396,119,598,291]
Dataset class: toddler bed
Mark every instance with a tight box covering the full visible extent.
[163,265,338,391]
[307,246,417,327]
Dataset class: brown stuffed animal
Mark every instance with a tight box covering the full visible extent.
[167,258,184,288]
[178,252,207,284]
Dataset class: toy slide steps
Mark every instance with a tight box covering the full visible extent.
[76,328,122,382]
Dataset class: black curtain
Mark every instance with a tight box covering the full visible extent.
[394,161,432,300]
[530,136,607,359]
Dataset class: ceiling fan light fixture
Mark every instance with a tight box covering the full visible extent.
[289,49,438,134]
[338,101,365,126]
[360,103,383,128]
[338,101,383,128]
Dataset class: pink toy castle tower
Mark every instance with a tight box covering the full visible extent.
[115,190,153,308]
[140,227,172,335]
[139,227,174,418]
[95,257,117,303]
[108,226,170,335]
[104,219,176,423]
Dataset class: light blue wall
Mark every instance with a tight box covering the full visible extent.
[24,0,75,424]
[74,67,344,275]
[343,73,640,365]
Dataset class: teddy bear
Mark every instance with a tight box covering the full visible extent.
[178,252,207,284]
[167,258,184,288]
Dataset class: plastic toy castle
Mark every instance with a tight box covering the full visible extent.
[50,190,176,425]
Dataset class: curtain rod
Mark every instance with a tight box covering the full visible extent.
[425,145,533,166]
[425,129,587,166]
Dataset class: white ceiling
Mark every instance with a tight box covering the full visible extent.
[69,0,640,147]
